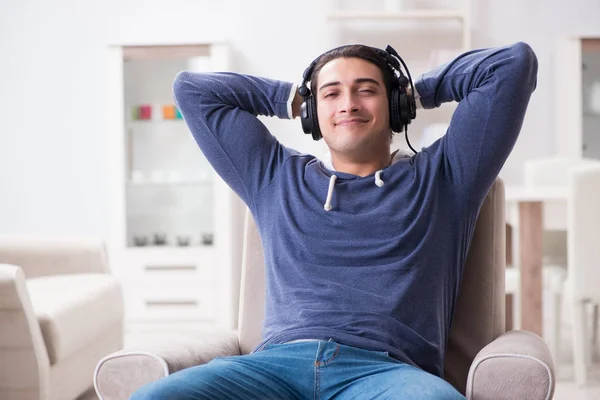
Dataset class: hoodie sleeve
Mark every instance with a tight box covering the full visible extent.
[414,42,538,205]
[172,71,295,207]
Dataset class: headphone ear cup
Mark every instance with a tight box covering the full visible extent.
[398,91,410,127]
[300,100,312,134]
[389,86,403,133]
[307,96,322,141]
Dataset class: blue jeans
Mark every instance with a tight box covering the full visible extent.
[129,339,466,400]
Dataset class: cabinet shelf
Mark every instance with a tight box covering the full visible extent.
[125,246,213,254]
[126,179,213,186]
[127,120,185,125]
[327,10,467,21]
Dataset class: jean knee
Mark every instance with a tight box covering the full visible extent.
[413,380,466,400]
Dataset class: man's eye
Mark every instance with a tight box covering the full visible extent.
[324,93,337,98]
[359,89,375,94]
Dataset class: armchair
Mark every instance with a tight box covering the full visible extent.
[95,179,555,399]
[0,236,124,400]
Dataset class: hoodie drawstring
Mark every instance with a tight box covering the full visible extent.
[323,170,385,211]
[374,170,384,187]
[324,175,337,211]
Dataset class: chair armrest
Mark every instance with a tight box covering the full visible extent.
[466,330,555,400]
[94,330,241,400]
[0,236,109,278]
[0,264,50,399]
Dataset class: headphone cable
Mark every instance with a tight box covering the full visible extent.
[405,125,417,154]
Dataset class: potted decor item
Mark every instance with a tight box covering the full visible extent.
[177,235,191,246]
[133,235,149,247]
[201,233,214,246]
[153,233,168,246]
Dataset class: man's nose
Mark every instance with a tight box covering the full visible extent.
[339,93,361,113]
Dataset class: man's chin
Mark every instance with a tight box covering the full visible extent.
[327,140,372,156]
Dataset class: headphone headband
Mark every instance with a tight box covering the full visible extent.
[299,45,412,95]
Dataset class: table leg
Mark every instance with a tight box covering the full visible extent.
[519,201,544,336]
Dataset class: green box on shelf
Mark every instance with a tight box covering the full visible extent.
[131,105,139,120]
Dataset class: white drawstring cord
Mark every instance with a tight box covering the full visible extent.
[324,175,337,211]
[375,170,384,187]
[324,171,384,211]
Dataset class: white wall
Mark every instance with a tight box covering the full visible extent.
[1,0,600,237]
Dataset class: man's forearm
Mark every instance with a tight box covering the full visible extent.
[414,43,537,110]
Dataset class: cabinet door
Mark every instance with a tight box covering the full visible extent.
[105,45,128,249]
[582,39,600,160]
[555,38,583,158]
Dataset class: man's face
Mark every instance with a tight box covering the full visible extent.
[315,57,391,159]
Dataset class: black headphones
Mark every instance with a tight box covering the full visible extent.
[298,44,417,153]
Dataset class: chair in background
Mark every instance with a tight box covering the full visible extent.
[568,163,600,385]
[505,157,600,385]
[0,236,124,400]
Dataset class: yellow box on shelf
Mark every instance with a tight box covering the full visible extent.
[162,105,177,119]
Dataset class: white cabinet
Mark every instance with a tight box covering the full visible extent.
[104,43,243,339]
[325,0,472,153]
[555,37,600,160]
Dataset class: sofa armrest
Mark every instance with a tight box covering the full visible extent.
[466,330,555,400]
[0,264,50,400]
[0,236,109,278]
[94,330,241,400]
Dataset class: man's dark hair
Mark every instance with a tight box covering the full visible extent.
[309,45,396,102]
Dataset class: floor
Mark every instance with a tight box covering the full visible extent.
[529,288,600,400]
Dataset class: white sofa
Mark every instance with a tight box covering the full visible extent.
[0,236,124,400]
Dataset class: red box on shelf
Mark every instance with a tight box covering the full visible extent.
[139,104,152,120]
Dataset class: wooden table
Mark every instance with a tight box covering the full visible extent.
[505,185,568,336]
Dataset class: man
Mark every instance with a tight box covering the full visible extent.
[131,42,538,399]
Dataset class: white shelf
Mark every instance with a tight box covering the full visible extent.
[327,10,467,21]
[125,246,212,254]
[127,179,213,186]
[127,119,185,125]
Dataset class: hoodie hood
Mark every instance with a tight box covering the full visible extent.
[320,149,413,211]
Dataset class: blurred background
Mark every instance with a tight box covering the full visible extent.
[0,0,598,237]
[2,1,600,398]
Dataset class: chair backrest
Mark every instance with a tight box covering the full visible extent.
[568,164,600,303]
[524,157,598,187]
[0,236,109,279]
[237,179,506,394]
[523,157,600,259]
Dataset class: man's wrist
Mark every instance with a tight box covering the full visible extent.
[292,90,303,119]
[287,84,300,119]
[411,82,423,110]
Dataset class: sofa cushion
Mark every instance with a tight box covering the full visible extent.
[27,273,123,365]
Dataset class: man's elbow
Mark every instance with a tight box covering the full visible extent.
[512,42,539,92]
[172,70,194,100]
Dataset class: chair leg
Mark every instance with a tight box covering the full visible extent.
[592,304,599,346]
[506,294,514,331]
[549,292,562,362]
[590,303,599,363]
[514,288,521,330]
[572,301,589,386]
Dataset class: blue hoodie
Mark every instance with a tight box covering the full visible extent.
[172,42,538,377]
